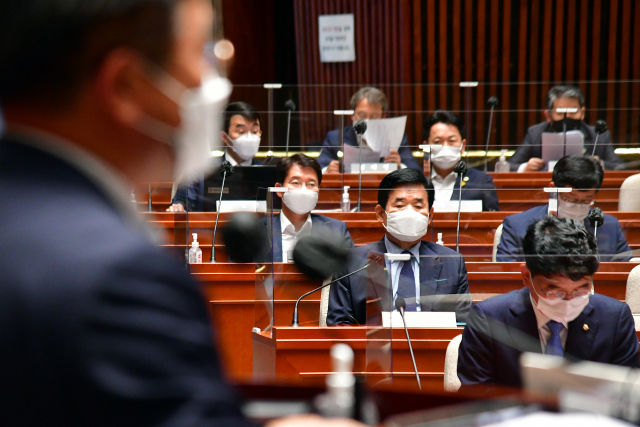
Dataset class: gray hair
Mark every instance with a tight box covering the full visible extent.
[350,87,389,112]
[546,85,585,110]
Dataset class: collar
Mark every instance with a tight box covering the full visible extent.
[384,235,421,261]
[225,151,252,167]
[280,211,312,235]
[430,167,457,182]
[529,293,568,330]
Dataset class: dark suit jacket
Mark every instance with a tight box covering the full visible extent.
[259,213,354,262]
[0,138,252,426]
[326,239,472,325]
[509,121,623,171]
[446,167,500,211]
[317,125,421,171]
[496,205,632,262]
[457,288,640,388]
[173,154,262,211]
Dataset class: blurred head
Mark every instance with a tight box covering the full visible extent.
[550,155,603,210]
[545,85,586,122]
[521,216,599,306]
[350,87,388,121]
[423,110,466,154]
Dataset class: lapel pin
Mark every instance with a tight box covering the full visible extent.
[463,176,469,181]
[583,324,589,331]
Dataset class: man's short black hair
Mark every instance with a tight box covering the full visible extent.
[423,110,466,140]
[377,169,435,210]
[523,216,599,281]
[223,102,261,134]
[552,155,604,191]
[0,0,178,107]
[276,154,322,185]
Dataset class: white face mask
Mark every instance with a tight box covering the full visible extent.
[383,208,430,242]
[283,188,319,215]
[430,145,462,170]
[137,69,232,181]
[227,133,260,160]
[535,293,589,323]
[557,198,591,221]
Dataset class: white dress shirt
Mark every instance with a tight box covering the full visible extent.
[384,236,421,311]
[529,294,568,352]
[224,151,252,167]
[280,212,312,262]
[431,169,458,202]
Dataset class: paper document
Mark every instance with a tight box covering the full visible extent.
[342,144,380,173]
[362,116,407,157]
[541,130,585,164]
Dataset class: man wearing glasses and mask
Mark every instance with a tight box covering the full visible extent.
[497,155,632,262]
[458,216,640,389]
[508,85,623,172]
[317,87,421,173]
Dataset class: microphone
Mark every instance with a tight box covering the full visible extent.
[353,120,367,212]
[285,100,296,157]
[210,161,235,262]
[221,212,267,262]
[453,161,468,253]
[394,296,421,390]
[588,207,604,240]
[484,97,499,172]
[147,183,153,212]
[592,120,608,157]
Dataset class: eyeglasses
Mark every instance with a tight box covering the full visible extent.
[559,195,595,207]
[531,279,594,301]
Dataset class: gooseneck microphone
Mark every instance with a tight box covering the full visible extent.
[353,120,367,212]
[592,120,608,157]
[210,161,235,262]
[147,183,153,212]
[395,296,421,390]
[291,264,369,327]
[454,161,468,253]
[284,100,296,157]
[484,97,499,172]
[588,207,604,240]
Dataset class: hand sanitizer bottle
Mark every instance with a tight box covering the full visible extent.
[436,233,444,245]
[494,149,510,172]
[189,233,202,263]
[341,186,351,212]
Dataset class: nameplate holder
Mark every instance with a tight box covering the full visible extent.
[433,200,482,213]
[382,311,457,328]
[351,163,397,173]
[208,187,230,194]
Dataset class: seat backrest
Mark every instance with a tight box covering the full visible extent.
[492,223,504,262]
[619,173,640,212]
[443,334,463,392]
[319,279,331,326]
[625,265,640,314]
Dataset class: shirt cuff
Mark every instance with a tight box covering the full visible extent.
[517,162,528,173]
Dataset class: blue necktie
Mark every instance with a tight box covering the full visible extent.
[397,251,418,311]
[545,320,564,356]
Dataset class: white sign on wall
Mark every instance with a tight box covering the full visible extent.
[318,14,356,63]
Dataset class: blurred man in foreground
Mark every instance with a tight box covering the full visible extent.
[458,216,639,388]
[0,1,361,426]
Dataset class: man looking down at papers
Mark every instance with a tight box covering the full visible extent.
[423,110,500,211]
[318,87,420,173]
[497,155,631,262]
[509,85,623,172]
[458,215,639,389]
[327,169,471,325]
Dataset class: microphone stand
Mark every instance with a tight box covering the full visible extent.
[588,207,604,240]
[285,100,296,157]
[484,97,499,172]
[147,183,153,212]
[395,297,421,390]
[210,161,235,262]
[592,120,608,157]
[563,112,568,158]
[291,264,369,327]
[353,120,367,212]
[454,161,468,253]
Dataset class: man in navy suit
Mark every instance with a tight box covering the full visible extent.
[317,87,420,172]
[327,169,472,325]
[458,216,640,388]
[260,153,354,263]
[497,155,632,262]
[0,1,361,426]
[168,101,263,212]
[509,85,623,172]
[423,111,500,211]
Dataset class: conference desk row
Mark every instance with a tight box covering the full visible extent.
[145,211,640,262]
[193,262,640,385]
[137,170,638,212]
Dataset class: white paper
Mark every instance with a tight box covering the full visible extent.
[318,14,356,62]
[362,116,407,157]
[381,311,457,328]
[342,144,380,173]
[432,200,483,213]
[541,130,585,163]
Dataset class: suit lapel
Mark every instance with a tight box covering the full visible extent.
[506,289,543,354]
[565,303,597,361]
[418,242,443,312]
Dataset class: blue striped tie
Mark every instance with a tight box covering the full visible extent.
[397,251,418,311]
[545,320,564,356]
